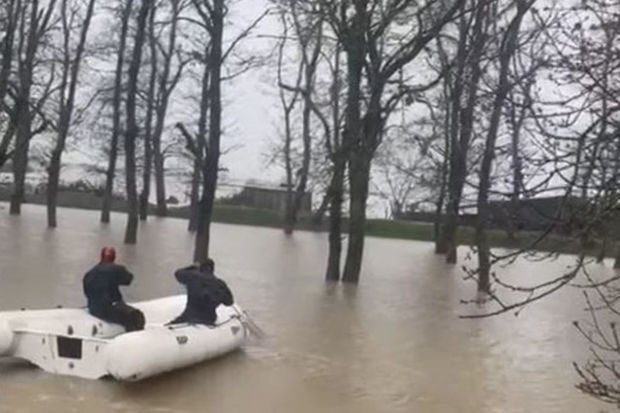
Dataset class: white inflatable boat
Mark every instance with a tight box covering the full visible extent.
[0,295,249,381]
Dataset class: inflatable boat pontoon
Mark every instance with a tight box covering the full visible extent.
[0,295,249,381]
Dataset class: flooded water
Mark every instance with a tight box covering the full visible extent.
[0,203,610,412]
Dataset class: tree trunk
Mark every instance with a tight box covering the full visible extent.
[0,124,16,170]
[139,115,153,221]
[283,10,322,234]
[326,157,345,281]
[282,108,295,234]
[287,78,313,232]
[438,1,487,263]
[190,39,210,233]
[188,158,201,232]
[153,137,166,216]
[597,233,607,263]
[124,0,151,244]
[46,150,62,227]
[139,2,157,222]
[101,0,133,224]
[434,151,449,245]
[435,13,467,256]
[312,187,331,227]
[278,16,298,235]
[338,4,365,282]
[434,55,451,249]
[475,0,530,294]
[10,107,30,216]
[11,70,33,216]
[325,39,343,281]
[614,242,620,269]
[152,0,182,218]
[194,0,223,262]
[342,151,370,283]
[442,199,460,263]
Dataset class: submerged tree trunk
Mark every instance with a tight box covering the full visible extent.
[324,40,343,281]
[124,0,151,244]
[434,51,451,248]
[286,75,314,233]
[277,10,301,235]
[475,0,531,294]
[326,156,345,281]
[194,0,223,262]
[152,0,183,218]
[152,132,166,216]
[438,2,486,263]
[434,137,449,245]
[338,3,365,283]
[175,123,204,233]
[102,0,133,224]
[614,242,620,269]
[597,234,607,263]
[188,36,210,233]
[188,158,201,232]
[282,7,322,234]
[342,150,371,283]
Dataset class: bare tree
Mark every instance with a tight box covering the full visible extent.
[10,0,57,215]
[456,1,620,404]
[474,0,536,293]
[123,0,152,244]
[185,59,208,233]
[307,39,346,281]
[188,0,224,261]
[187,0,266,261]
[275,0,325,235]
[46,0,97,228]
[101,0,133,224]
[435,0,489,263]
[150,0,188,218]
[275,8,302,233]
[0,0,21,170]
[319,0,466,282]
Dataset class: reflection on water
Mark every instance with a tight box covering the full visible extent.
[0,204,609,412]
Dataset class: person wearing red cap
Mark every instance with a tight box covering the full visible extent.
[82,247,145,332]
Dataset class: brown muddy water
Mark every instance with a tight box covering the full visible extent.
[0,204,610,412]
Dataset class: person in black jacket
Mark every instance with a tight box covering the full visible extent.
[83,247,145,332]
[170,259,234,326]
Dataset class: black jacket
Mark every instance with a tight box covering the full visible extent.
[174,266,234,324]
[83,262,133,315]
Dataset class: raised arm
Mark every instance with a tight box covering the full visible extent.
[113,265,134,285]
[174,267,200,286]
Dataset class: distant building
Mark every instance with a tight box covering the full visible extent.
[487,196,591,234]
[395,195,604,236]
[226,184,312,214]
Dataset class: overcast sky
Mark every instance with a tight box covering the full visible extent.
[211,0,282,184]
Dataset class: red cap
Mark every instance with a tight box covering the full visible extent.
[100,247,116,263]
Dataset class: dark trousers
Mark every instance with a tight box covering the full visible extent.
[92,302,145,332]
